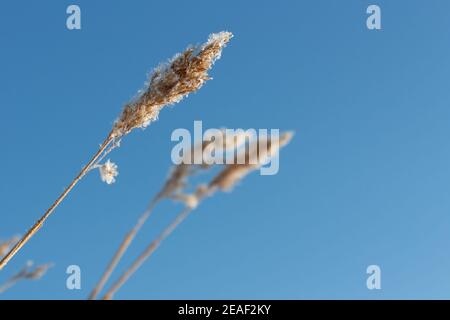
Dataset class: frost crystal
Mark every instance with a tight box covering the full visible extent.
[99,160,119,185]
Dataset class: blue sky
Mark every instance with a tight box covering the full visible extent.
[1,0,450,299]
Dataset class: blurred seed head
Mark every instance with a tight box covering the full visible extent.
[24,263,53,280]
[208,131,294,192]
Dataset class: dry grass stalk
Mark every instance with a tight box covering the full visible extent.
[87,198,159,300]
[0,32,232,271]
[0,261,52,294]
[91,130,246,299]
[101,206,192,300]
[100,132,293,299]
[0,135,113,271]
[90,135,224,299]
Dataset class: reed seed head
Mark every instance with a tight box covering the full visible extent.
[112,31,233,138]
[171,193,199,209]
[24,263,53,280]
[157,164,192,200]
[208,131,294,192]
[206,129,249,152]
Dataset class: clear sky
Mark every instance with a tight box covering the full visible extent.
[1,0,450,299]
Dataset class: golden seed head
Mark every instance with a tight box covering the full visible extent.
[112,32,233,138]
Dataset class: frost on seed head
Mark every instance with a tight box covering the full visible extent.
[112,31,233,138]
[99,160,119,185]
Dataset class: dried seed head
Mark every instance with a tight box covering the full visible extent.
[206,129,249,153]
[169,183,213,210]
[157,164,192,200]
[99,160,119,185]
[156,139,213,201]
[157,129,241,200]
[171,193,199,209]
[112,31,233,138]
[24,263,53,280]
[7,261,53,283]
[208,131,294,192]
[195,184,211,200]
[0,236,19,257]
[230,131,249,151]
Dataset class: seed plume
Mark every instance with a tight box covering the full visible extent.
[112,31,233,138]
[0,261,52,294]
[209,131,294,192]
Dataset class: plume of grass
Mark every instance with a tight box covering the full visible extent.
[112,32,233,137]
[0,31,232,271]
[208,132,294,192]
[0,261,53,294]
[100,132,293,299]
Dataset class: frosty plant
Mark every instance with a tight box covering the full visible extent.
[170,121,285,175]
[0,31,233,271]
[94,131,294,299]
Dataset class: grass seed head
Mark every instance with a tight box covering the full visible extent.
[208,131,294,192]
[112,32,233,137]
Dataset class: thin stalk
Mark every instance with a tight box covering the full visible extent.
[102,207,192,300]
[0,132,114,271]
[0,276,21,294]
[88,197,160,300]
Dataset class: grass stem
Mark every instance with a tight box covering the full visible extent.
[0,132,114,271]
[102,207,192,300]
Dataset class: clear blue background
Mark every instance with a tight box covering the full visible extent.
[1,0,450,299]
